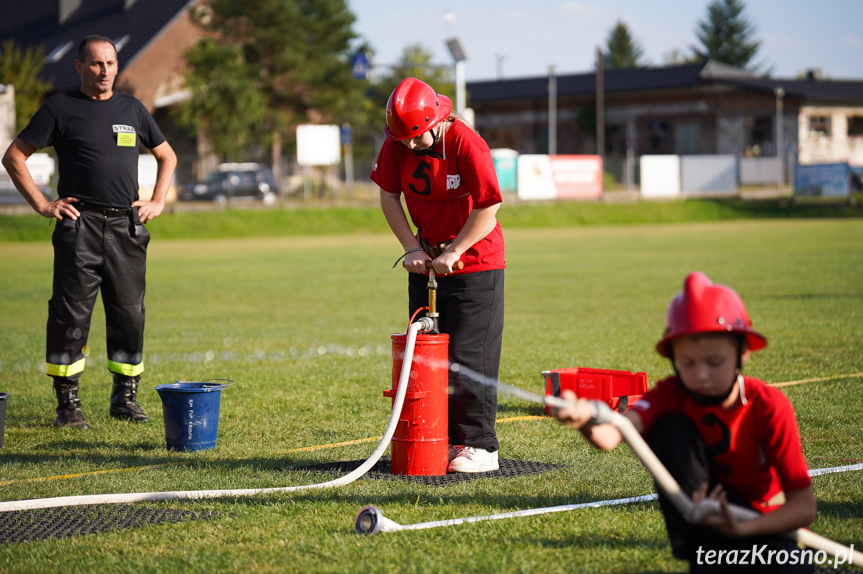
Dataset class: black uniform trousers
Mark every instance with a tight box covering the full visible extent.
[46,207,149,380]
[409,269,504,452]
[647,414,813,574]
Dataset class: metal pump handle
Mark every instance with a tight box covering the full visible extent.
[424,260,464,271]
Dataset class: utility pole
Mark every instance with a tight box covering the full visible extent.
[596,46,605,160]
[548,65,557,155]
[775,87,785,190]
[446,37,469,115]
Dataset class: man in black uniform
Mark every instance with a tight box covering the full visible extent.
[1,35,177,429]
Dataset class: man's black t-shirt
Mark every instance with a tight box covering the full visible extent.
[18,90,166,208]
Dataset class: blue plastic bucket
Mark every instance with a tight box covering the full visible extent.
[0,393,8,449]
[155,380,233,452]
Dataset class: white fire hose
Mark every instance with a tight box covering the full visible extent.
[356,388,863,568]
[0,317,436,513]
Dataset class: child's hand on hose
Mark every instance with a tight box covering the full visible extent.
[550,390,595,430]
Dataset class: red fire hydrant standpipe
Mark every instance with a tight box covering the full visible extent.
[384,261,463,477]
[386,332,449,475]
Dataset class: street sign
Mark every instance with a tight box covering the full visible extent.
[351,50,370,80]
[340,123,352,146]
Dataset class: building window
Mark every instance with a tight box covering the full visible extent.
[674,122,701,155]
[646,120,671,154]
[848,116,863,137]
[745,115,773,156]
[808,116,831,136]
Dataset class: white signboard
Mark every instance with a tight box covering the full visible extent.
[297,124,341,166]
[516,154,604,200]
[640,155,681,198]
[517,155,557,200]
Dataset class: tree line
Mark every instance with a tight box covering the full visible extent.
[2,0,764,176]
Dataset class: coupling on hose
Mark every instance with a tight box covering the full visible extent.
[415,316,436,333]
[588,400,614,425]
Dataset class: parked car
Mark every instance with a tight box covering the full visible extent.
[180,164,278,205]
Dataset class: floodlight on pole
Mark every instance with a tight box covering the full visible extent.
[445,37,469,115]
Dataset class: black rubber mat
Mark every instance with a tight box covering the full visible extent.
[0,504,218,545]
[302,456,563,485]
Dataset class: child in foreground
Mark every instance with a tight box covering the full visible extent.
[552,272,816,573]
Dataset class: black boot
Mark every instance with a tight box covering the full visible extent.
[53,377,89,429]
[109,374,149,422]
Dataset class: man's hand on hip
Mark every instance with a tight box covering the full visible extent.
[41,197,80,221]
[131,200,164,223]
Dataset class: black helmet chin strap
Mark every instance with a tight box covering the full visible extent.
[412,123,445,160]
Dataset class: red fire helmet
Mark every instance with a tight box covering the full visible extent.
[656,271,768,358]
[384,78,453,141]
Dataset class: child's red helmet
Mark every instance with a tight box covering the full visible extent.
[384,78,453,141]
[656,271,767,358]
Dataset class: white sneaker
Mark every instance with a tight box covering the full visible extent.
[447,446,499,473]
[448,445,458,462]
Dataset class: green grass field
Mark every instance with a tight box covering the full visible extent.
[0,208,862,573]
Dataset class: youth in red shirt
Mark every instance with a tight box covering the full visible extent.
[634,375,812,514]
[551,272,816,573]
[371,78,505,473]
[372,118,505,273]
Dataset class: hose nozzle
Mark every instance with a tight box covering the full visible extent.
[354,505,402,535]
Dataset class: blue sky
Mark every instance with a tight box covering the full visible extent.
[346,0,863,81]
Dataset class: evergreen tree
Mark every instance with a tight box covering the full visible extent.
[177,0,364,165]
[0,40,53,133]
[692,0,763,71]
[177,38,268,159]
[603,20,645,70]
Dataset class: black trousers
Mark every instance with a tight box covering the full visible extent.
[646,414,814,574]
[46,208,149,381]
[409,269,504,452]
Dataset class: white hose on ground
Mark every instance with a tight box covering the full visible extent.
[354,494,660,534]
[355,464,863,536]
[0,318,434,513]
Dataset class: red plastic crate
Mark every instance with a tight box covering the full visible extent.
[541,367,648,415]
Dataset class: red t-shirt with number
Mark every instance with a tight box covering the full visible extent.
[632,376,812,513]
[370,119,505,274]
